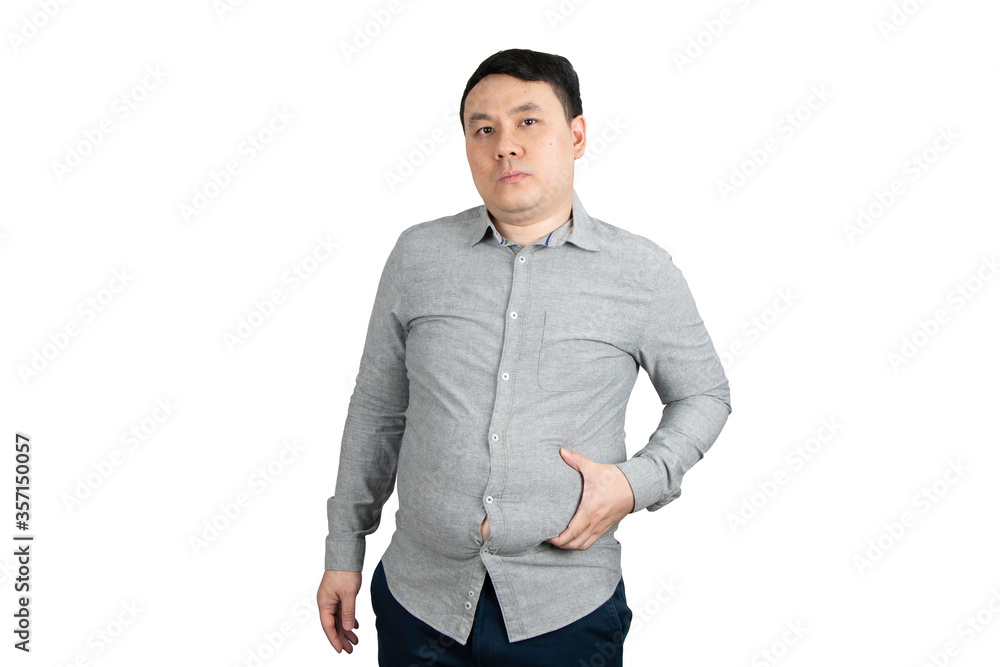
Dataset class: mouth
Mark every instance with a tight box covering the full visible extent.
[498,171,527,183]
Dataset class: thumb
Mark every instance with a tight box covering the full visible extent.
[341,595,357,632]
[559,447,579,467]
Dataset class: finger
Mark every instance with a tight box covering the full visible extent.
[335,611,355,654]
[565,515,599,549]
[341,593,358,633]
[341,617,360,645]
[548,524,571,546]
[319,604,345,652]
[550,529,575,548]
[567,530,593,550]
[341,609,364,648]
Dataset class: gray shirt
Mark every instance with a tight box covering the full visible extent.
[325,188,731,644]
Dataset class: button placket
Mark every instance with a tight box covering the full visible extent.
[481,245,534,563]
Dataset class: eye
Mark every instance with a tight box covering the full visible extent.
[522,118,537,126]
[475,126,493,135]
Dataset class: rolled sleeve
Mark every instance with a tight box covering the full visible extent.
[616,251,731,513]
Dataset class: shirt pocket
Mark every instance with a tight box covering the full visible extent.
[537,311,631,392]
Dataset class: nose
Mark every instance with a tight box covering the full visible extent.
[494,125,521,159]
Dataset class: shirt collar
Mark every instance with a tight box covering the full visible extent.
[467,188,600,252]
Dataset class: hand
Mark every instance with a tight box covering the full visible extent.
[318,569,362,654]
[546,447,635,551]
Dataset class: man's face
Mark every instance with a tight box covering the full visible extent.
[463,74,586,224]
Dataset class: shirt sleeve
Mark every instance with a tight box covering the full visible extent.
[615,251,732,513]
[325,233,409,570]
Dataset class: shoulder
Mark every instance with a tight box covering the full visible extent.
[393,202,482,249]
[588,214,676,274]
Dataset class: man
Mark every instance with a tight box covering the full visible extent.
[318,48,731,665]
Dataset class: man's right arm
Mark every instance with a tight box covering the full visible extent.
[325,233,409,572]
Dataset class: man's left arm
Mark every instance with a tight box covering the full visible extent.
[547,250,731,549]
[614,251,732,514]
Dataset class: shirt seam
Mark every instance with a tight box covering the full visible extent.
[393,229,409,331]
[632,256,667,353]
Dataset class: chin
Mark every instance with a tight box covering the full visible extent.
[492,186,534,206]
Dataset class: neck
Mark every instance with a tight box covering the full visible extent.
[489,198,573,247]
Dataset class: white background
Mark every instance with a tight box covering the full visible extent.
[2,0,999,665]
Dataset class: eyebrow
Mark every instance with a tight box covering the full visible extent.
[467,102,543,126]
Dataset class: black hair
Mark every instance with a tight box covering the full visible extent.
[459,48,583,134]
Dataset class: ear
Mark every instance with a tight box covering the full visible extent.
[571,115,587,159]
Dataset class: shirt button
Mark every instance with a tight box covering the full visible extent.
[469,590,475,597]
[486,496,493,504]
[491,434,498,441]
[510,311,517,319]
[465,601,472,609]
[518,255,526,263]
[502,372,509,381]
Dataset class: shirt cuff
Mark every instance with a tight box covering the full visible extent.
[615,456,668,513]
[325,537,365,571]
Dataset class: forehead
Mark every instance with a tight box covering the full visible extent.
[465,74,558,110]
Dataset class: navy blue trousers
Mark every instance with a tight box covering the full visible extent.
[370,559,631,666]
